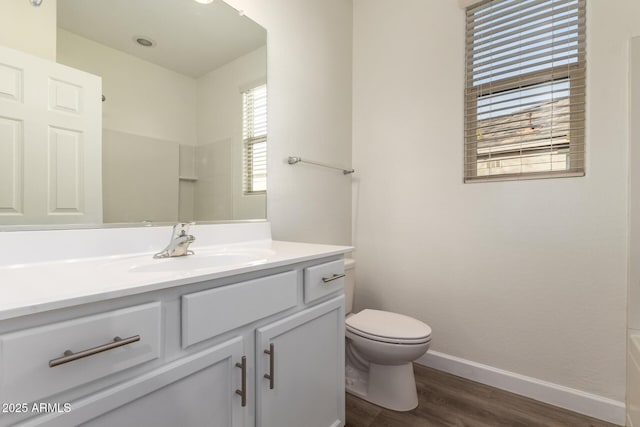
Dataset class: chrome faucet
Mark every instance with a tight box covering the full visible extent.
[153,223,196,259]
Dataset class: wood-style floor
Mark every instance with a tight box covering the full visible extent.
[345,364,618,427]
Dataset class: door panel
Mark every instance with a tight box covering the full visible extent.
[0,45,101,225]
[256,296,345,427]
[17,337,245,427]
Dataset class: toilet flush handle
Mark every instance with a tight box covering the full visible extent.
[322,273,345,283]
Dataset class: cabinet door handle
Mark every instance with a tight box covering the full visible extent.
[235,356,247,407]
[322,273,345,283]
[264,343,275,390]
[49,335,140,368]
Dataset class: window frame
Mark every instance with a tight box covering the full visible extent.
[242,83,267,195]
[464,0,586,183]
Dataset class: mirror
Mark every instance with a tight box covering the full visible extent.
[2,0,267,229]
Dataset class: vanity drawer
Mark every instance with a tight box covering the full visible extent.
[0,302,161,405]
[182,270,297,348]
[304,259,345,304]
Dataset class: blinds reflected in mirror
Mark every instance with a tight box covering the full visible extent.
[464,0,586,182]
[242,84,267,193]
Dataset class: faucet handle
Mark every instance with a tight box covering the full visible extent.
[172,222,195,237]
[153,223,196,259]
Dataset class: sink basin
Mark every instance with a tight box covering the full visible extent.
[108,248,275,274]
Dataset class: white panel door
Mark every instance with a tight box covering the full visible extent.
[0,45,102,225]
[256,296,345,427]
[0,114,22,215]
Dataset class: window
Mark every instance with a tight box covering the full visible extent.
[464,0,586,182]
[242,84,267,193]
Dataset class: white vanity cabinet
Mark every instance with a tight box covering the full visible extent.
[0,303,162,408]
[0,255,346,427]
[28,336,246,427]
[256,297,345,427]
[80,337,246,427]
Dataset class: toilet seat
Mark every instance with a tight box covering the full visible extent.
[346,325,432,345]
[346,309,431,345]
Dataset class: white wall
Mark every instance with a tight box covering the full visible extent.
[630,36,640,427]
[353,0,640,405]
[57,31,269,223]
[57,30,198,223]
[630,37,640,335]
[0,0,56,61]
[196,47,267,220]
[224,0,353,245]
[102,130,179,223]
[57,29,197,145]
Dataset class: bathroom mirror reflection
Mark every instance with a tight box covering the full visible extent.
[3,0,267,228]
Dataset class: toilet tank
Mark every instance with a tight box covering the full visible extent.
[344,258,356,315]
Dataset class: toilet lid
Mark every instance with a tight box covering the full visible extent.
[345,309,432,342]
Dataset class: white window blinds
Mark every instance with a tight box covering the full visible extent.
[464,0,586,182]
[242,84,267,193]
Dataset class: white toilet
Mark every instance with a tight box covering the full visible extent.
[343,258,432,411]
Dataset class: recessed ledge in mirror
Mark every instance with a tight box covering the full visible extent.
[0,0,267,231]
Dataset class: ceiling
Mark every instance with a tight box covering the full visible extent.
[57,0,267,78]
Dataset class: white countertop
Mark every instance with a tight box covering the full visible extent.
[0,223,352,321]
[0,239,351,321]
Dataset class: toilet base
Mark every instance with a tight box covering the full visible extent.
[345,362,418,411]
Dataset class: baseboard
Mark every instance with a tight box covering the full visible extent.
[416,351,626,426]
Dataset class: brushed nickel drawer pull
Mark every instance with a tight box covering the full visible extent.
[235,356,247,407]
[49,335,140,368]
[322,273,345,283]
[264,343,275,390]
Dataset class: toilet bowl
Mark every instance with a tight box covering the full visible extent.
[344,259,432,411]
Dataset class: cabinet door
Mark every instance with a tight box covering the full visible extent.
[0,44,102,225]
[256,296,345,427]
[20,337,245,427]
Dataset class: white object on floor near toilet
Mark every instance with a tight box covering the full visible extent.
[343,259,432,411]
